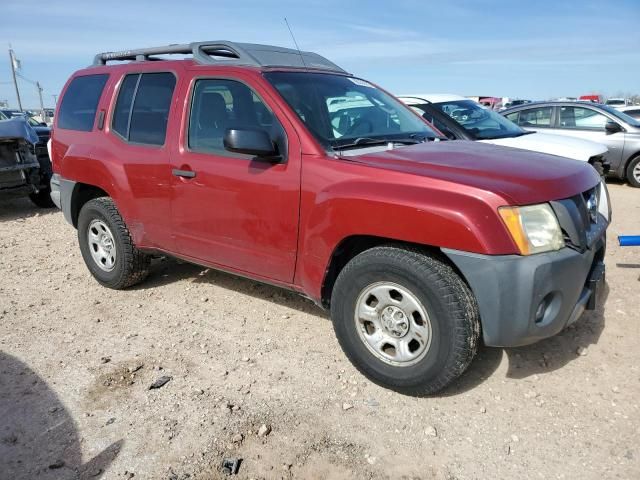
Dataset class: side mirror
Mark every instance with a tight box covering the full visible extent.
[605,120,622,134]
[223,128,279,160]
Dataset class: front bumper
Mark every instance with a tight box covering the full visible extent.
[443,238,606,347]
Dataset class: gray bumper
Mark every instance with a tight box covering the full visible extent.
[50,173,76,225]
[443,242,605,347]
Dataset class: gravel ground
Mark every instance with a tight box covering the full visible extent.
[1,182,639,480]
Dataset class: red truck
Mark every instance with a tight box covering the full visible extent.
[50,42,609,394]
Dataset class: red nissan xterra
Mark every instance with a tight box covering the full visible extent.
[50,42,609,394]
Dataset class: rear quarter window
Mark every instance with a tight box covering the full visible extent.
[57,74,108,131]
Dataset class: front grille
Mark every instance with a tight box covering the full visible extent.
[550,186,605,252]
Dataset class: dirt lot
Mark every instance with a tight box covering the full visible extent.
[1,182,639,480]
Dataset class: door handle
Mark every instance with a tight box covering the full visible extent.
[172,169,196,179]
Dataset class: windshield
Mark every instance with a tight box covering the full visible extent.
[606,99,625,106]
[432,100,525,140]
[263,72,439,150]
[25,116,41,127]
[598,104,640,127]
[0,111,7,120]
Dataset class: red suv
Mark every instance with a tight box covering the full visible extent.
[50,42,609,394]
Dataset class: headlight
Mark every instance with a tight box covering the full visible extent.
[598,180,611,222]
[499,203,564,255]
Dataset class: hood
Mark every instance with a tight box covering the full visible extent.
[0,117,39,145]
[480,132,608,161]
[348,141,600,205]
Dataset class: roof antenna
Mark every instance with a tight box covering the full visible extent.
[284,17,308,71]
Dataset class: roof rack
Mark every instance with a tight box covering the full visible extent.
[92,41,348,73]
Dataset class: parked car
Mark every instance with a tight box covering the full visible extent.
[399,94,610,174]
[0,112,54,207]
[501,99,531,110]
[579,94,603,103]
[51,41,609,394]
[618,105,640,120]
[0,109,51,161]
[502,101,640,187]
[605,98,631,109]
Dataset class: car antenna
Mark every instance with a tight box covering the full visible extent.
[284,17,309,71]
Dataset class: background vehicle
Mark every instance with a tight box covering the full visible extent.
[503,101,640,187]
[605,98,631,109]
[1,108,51,160]
[579,94,603,103]
[0,113,54,207]
[618,105,640,120]
[51,41,608,395]
[399,94,609,174]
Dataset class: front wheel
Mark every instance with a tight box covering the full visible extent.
[330,246,480,395]
[627,156,640,188]
[77,197,150,289]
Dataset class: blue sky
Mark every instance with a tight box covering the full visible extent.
[1,0,639,108]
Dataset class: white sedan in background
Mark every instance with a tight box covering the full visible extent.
[399,94,610,174]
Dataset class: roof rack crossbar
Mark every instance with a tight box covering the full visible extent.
[92,41,347,73]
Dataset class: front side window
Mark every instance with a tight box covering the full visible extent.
[264,72,439,150]
[188,79,281,155]
[58,74,108,131]
[111,72,176,145]
[431,100,525,140]
[559,106,607,130]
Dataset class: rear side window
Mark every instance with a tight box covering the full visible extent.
[112,72,176,146]
[515,107,553,127]
[58,74,108,131]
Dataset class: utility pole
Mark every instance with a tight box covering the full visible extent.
[52,94,58,105]
[36,81,45,122]
[8,47,23,111]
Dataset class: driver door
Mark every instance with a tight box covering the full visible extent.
[169,75,301,283]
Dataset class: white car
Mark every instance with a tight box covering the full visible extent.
[399,94,610,174]
[605,98,631,109]
[618,105,640,120]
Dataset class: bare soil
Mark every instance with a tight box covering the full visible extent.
[1,182,639,480]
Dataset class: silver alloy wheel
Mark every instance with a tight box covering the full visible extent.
[87,219,117,272]
[354,282,432,367]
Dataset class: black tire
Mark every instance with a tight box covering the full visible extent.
[590,160,605,177]
[626,155,640,188]
[77,197,150,289]
[330,246,480,395]
[28,187,55,208]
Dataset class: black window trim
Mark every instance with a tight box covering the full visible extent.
[109,70,177,148]
[57,73,110,132]
[184,75,288,162]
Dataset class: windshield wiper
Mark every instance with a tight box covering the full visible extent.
[335,136,433,151]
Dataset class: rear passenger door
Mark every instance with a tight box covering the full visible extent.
[169,75,301,283]
[101,71,178,249]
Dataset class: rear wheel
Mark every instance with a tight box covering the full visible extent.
[77,197,150,289]
[330,246,480,395]
[627,155,640,188]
